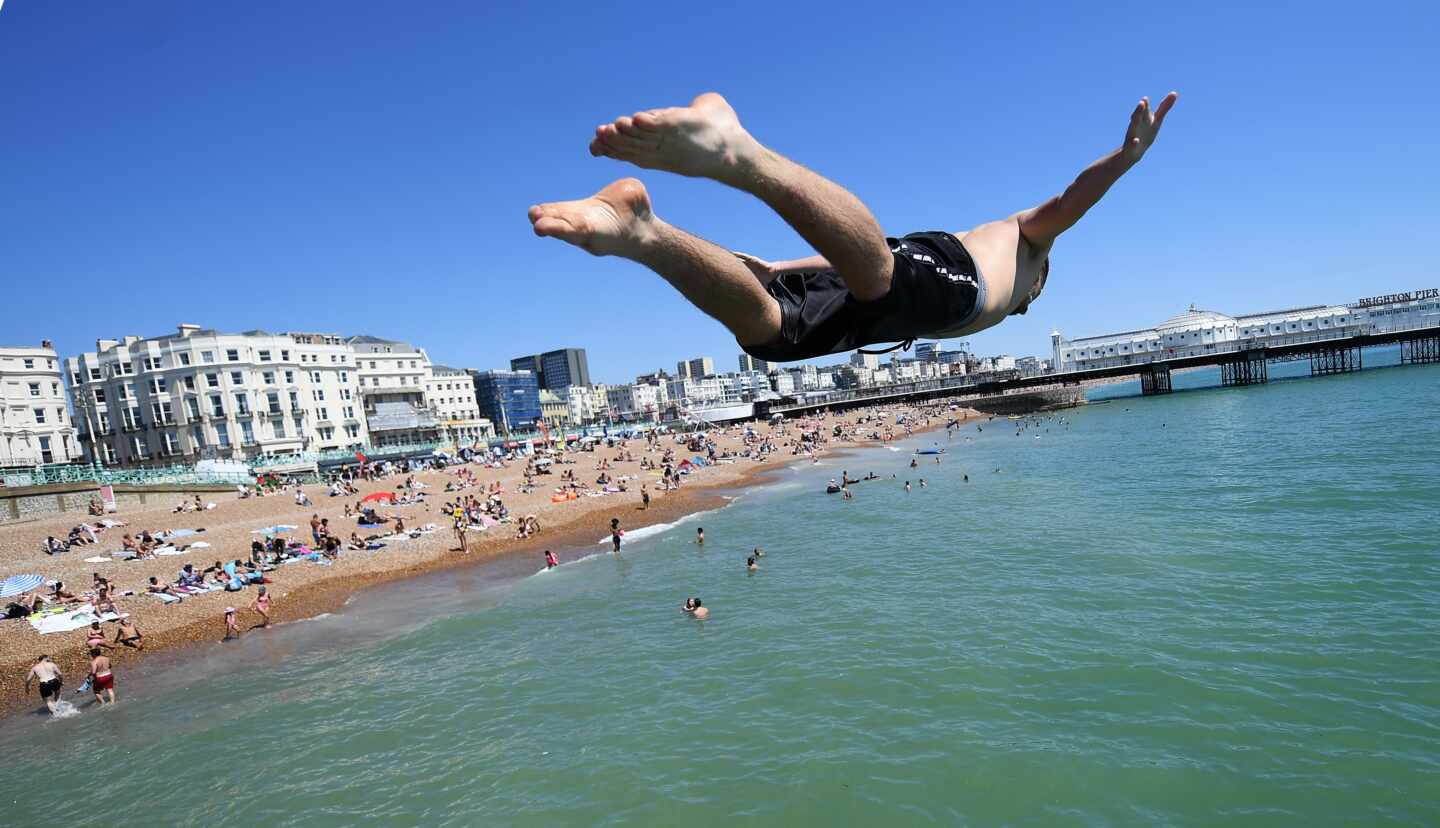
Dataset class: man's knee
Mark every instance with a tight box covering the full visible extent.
[734,298,783,348]
[842,252,895,303]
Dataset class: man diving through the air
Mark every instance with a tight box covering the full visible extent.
[529,90,1177,361]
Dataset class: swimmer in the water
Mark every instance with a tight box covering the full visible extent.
[746,556,759,571]
[904,481,912,492]
[682,598,709,620]
[530,90,1177,361]
[695,527,705,545]
[545,550,559,569]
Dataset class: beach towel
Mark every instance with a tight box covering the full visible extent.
[84,556,112,563]
[100,519,127,528]
[30,608,127,635]
[148,592,183,604]
[189,541,212,549]
[156,547,186,557]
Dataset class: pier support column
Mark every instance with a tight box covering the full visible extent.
[1139,364,1172,396]
[1221,350,1268,387]
[1309,344,1362,376]
[1401,334,1440,365]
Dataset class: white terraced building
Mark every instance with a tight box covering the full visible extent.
[348,336,443,448]
[425,364,493,445]
[1051,289,1440,373]
[1,342,79,468]
[67,325,367,466]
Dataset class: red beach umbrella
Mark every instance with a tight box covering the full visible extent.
[361,491,396,504]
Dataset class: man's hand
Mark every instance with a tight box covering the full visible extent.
[733,251,776,280]
[1123,92,1178,163]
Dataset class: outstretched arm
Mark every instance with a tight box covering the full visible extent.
[1016,92,1177,247]
[733,251,832,284]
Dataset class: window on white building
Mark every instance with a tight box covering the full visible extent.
[33,407,46,424]
[201,350,215,363]
[258,350,271,362]
[230,371,243,385]
[216,423,231,447]
[38,436,53,464]
[178,352,191,366]
[28,382,40,396]
[240,421,255,444]
[207,373,220,388]
[226,349,240,362]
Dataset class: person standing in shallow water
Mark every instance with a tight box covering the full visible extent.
[610,518,624,553]
[695,527,705,546]
[25,655,63,715]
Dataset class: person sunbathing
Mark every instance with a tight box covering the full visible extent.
[87,621,116,651]
[147,576,181,599]
[176,565,204,589]
[114,619,144,650]
[50,581,79,603]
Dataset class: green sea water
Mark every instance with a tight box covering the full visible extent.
[4,353,1439,826]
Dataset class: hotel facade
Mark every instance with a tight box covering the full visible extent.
[67,326,367,466]
[1,342,79,468]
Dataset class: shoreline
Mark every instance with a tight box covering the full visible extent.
[0,407,968,720]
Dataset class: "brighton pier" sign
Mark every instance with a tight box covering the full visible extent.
[1356,288,1440,308]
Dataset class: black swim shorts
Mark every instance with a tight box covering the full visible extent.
[741,231,983,363]
[39,678,62,699]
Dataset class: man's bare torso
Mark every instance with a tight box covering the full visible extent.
[931,217,1049,337]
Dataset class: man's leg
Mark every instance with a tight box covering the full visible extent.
[591,93,894,301]
[528,178,782,346]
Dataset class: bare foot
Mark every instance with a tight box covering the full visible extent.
[527,178,656,257]
[590,93,761,184]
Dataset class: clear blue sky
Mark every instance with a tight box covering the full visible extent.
[3,0,1436,383]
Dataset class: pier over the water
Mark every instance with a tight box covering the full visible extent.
[757,318,1440,418]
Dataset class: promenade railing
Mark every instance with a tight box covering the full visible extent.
[1,463,256,489]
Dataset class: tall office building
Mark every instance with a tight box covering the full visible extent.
[676,357,715,379]
[470,369,542,435]
[737,354,772,374]
[2,341,78,467]
[511,348,591,390]
[539,348,590,390]
[914,342,939,362]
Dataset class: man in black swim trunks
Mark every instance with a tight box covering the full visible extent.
[25,654,63,715]
[529,91,1177,360]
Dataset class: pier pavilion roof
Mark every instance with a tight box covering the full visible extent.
[1156,305,1235,332]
